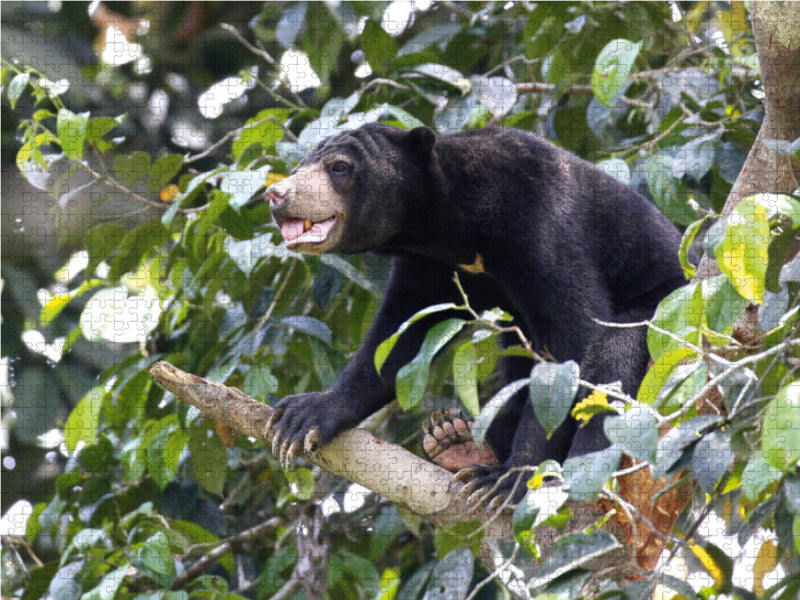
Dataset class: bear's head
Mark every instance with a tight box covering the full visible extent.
[266,123,437,254]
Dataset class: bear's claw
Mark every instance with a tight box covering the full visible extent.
[453,464,525,511]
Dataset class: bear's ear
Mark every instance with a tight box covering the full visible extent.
[406,127,436,156]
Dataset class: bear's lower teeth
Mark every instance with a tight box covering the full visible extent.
[303,219,313,232]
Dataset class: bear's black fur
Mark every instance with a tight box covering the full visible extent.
[265,123,687,502]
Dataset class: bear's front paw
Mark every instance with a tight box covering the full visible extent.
[452,465,530,512]
[265,392,342,470]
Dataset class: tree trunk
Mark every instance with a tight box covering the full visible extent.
[697,1,800,279]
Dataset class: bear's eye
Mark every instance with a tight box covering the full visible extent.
[330,161,351,176]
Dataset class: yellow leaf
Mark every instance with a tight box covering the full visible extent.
[753,538,778,596]
[690,544,725,589]
[571,390,614,427]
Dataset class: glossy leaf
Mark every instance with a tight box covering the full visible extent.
[692,428,733,493]
[761,381,800,472]
[148,154,184,193]
[637,346,697,406]
[64,386,105,453]
[7,72,30,109]
[529,361,580,438]
[591,39,641,107]
[375,303,460,374]
[472,378,529,448]
[395,318,466,410]
[562,446,622,501]
[453,341,480,416]
[135,531,176,588]
[604,404,660,464]
[56,108,88,160]
[715,196,771,303]
[526,531,622,590]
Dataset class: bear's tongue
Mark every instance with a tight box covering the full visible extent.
[280,217,336,245]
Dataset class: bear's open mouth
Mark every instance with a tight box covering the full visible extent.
[278,215,338,247]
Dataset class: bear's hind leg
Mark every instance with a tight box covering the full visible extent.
[422,409,498,472]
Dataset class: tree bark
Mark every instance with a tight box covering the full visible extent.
[697,1,800,279]
[150,361,635,585]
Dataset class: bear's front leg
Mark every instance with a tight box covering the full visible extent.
[266,390,368,470]
[266,257,465,469]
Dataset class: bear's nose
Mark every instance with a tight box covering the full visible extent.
[265,185,288,208]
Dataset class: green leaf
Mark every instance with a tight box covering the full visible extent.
[110,218,170,280]
[220,168,270,209]
[85,115,125,143]
[56,108,89,160]
[380,104,426,129]
[526,531,622,590]
[21,562,59,600]
[702,275,749,340]
[761,381,800,472]
[286,467,316,500]
[591,39,641,107]
[645,153,694,226]
[281,315,333,345]
[232,108,290,160]
[472,378,529,448]
[679,216,707,279]
[40,278,103,326]
[453,341,480,416]
[64,386,106,453]
[328,550,380,596]
[752,192,800,227]
[648,282,701,362]
[654,415,723,479]
[603,404,660,464]
[360,19,398,73]
[148,154,184,193]
[7,72,30,109]
[513,477,569,546]
[84,223,127,276]
[187,427,228,496]
[690,541,733,593]
[395,318,466,410]
[715,196,771,303]
[529,361,580,438]
[562,446,622,501]
[375,303,461,374]
[243,363,279,397]
[135,531,177,588]
[79,565,128,600]
[673,132,718,181]
[596,158,630,185]
[113,151,152,189]
[742,452,783,501]
[80,286,161,343]
[655,360,708,416]
[692,428,733,493]
[637,346,697,405]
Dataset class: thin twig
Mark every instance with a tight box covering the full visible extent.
[220,23,275,65]
[254,258,299,333]
[464,542,521,600]
[174,517,281,588]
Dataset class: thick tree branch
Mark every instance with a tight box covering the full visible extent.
[149,361,636,583]
[151,361,472,522]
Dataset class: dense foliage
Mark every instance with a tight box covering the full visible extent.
[2,2,800,599]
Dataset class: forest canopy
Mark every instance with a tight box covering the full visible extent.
[2,2,800,599]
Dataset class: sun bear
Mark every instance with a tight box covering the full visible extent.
[264,123,687,506]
